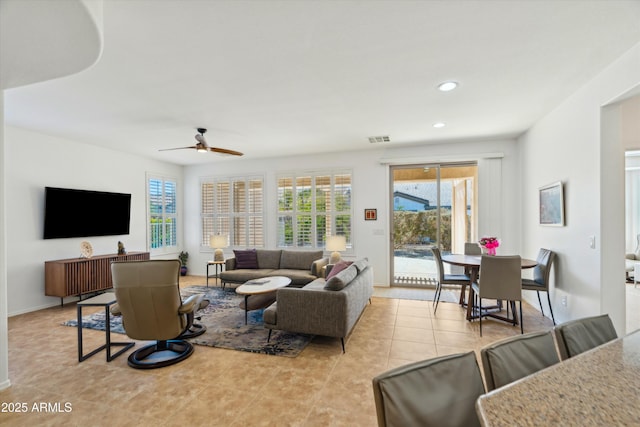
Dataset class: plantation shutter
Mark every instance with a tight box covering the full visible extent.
[276,170,352,250]
[200,176,264,249]
[147,174,178,253]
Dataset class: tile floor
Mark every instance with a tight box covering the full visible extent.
[0,276,555,426]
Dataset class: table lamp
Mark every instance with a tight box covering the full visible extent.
[326,235,346,264]
[209,234,228,262]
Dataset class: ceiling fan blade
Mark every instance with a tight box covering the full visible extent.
[158,146,197,151]
[209,147,244,156]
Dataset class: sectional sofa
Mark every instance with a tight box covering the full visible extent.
[263,258,374,352]
[220,249,328,287]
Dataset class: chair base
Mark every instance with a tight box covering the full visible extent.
[180,323,207,339]
[127,339,194,369]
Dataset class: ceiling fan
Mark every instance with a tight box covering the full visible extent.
[159,128,243,156]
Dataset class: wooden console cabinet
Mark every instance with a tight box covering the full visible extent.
[45,252,150,304]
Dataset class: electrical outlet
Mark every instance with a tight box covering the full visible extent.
[561,296,567,307]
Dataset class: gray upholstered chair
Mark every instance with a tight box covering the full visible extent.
[464,242,482,277]
[431,247,471,313]
[372,351,485,427]
[480,330,560,391]
[472,255,522,336]
[111,260,205,369]
[553,314,617,360]
[522,248,556,325]
[465,242,482,255]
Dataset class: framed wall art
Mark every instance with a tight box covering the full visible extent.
[364,209,377,221]
[539,181,564,226]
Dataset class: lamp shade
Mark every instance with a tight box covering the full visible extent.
[326,235,347,252]
[326,235,346,264]
[209,235,228,261]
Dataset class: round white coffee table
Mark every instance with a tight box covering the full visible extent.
[235,276,291,324]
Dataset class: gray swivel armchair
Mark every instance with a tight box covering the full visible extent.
[553,314,617,360]
[111,260,206,369]
[372,351,485,427]
[480,330,560,391]
[431,247,471,313]
[522,248,556,324]
[473,255,522,336]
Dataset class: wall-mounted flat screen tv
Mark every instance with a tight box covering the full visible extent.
[43,187,131,239]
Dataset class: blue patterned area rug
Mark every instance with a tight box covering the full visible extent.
[63,286,313,357]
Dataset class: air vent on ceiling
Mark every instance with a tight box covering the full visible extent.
[368,135,390,143]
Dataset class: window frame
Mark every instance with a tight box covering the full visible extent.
[200,175,265,251]
[276,169,353,252]
[146,173,179,255]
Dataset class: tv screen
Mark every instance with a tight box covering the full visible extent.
[43,187,131,239]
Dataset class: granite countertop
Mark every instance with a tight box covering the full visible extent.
[476,329,640,426]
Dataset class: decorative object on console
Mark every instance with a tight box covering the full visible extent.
[117,241,126,255]
[178,251,189,276]
[80,241,93,258]
[209,234,228,262]
[479,237,500,255]
[326,235,347,264]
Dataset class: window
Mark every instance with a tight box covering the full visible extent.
[277,171,352,249]
[147,174,178,253]
[201,176,264,248]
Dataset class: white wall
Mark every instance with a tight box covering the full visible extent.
[1,86,9,390]
[183,138,520,287]
[519,42,640,333]
[5,126,183,315]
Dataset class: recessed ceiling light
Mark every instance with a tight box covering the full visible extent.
[433,122,446,128]
[437,81,458,92]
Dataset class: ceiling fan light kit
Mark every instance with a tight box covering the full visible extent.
[159,128,243,156]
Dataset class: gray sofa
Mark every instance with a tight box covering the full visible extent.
[220,249,328,287]
[263,258,373,352]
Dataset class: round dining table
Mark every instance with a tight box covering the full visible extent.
[441,254,537,320]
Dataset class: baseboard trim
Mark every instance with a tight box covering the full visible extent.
[0,379,11,391]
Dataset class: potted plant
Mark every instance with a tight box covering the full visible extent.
[178,251,189,276]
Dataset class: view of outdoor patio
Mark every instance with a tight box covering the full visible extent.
[392,164,476,287]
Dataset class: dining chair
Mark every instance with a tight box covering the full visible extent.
[553,314,618,360]
[372,351,485,427]
[472,255,522,336]
[480,330,560,391]
[522,248,556,325]
[464,242,482,277]
[465,242,482,255]
[431,247,471,313]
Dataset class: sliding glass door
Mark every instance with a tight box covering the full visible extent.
[391,163,477,287]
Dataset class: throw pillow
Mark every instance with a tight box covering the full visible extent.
[352,258,368,273]
[233,249,258,269]
[325,264,358,291]
[326,260,353,279]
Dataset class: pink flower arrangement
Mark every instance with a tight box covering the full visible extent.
[479,237,500,255]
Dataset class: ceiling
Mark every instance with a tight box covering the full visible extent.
[4,0,640,165]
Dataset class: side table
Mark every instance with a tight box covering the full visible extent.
[77,292,134,362]
[206,260,225,288]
